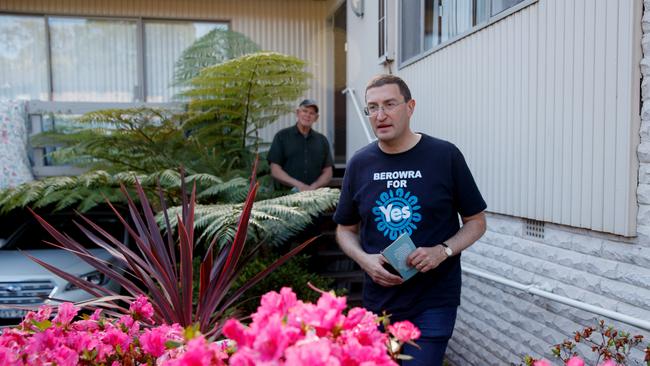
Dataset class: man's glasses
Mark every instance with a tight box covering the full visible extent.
[363,101,406,116]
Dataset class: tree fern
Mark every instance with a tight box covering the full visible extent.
[173,28,260,88]
[183,52,310,151]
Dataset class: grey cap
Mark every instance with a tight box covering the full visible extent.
[299,98,319,113]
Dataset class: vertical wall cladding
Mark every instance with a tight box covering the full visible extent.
[398,0,640,237]
[0,0,333,142]
[442,1,650,365]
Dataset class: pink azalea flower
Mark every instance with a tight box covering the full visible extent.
[140,326,169,357]
[101,326,130,351]
[336,334,393,365]
[64,331,100,353]
[164,336,225,366]
[285,338,340,366]
[533,359,553,366]
[0,328,28,348]
[598,360,618,366]
[90,308,102,320]
[566,356,585,366]
[72,317,101,333]
[27,327,62,353]
[117,314,141,336]
[0,346,19,366]
[19,305,52,330]
[130,294,154,321]
[252,287,299,329]
[387,321,421,343]
[251,314,297,361]
[227,351,258,366]
[53,302,79,326]
[52,345,79,366]
[223,319,253,348]
[342,307,371,330]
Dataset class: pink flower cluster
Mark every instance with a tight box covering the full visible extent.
[223,287,419,365]
[0,289,419,365]
[0,297,184,365]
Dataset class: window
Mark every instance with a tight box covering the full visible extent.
[378,0,387,59]
[0,15,48,100]
[400,0,528,64]
[49,18,138,102]
[400,0,422,62]
[145,21,227,102]
[0,14,228,102]
[491,0,525,16]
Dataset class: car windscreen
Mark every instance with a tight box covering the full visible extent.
[1,214,128,250]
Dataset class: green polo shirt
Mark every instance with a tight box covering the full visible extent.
[267,124,334,186]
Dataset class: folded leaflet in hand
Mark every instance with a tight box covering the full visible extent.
[380,233,418,280]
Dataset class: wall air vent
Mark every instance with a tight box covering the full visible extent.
[524,219,545,239]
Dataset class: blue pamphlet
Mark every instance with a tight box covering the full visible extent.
[380,233,418,280]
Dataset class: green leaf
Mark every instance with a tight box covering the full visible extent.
[31,319,52,331]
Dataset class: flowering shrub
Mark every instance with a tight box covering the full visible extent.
[0,289,419,365]
[223,287,419,365]
[523,320,650,366]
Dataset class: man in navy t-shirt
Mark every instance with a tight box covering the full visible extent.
[333,74,487,366]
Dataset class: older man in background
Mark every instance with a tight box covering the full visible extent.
[268,99,333,191]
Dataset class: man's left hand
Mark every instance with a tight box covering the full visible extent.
[407,246,447,273]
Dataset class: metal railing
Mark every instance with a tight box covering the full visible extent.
[342,88,376,143]
[463,265,650,331]
[26,100,181,178]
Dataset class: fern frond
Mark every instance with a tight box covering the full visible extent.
[172,28,260,87]
[160,188,340,248]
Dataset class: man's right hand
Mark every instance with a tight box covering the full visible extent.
[360,254,404,287]
[336,224,403,287]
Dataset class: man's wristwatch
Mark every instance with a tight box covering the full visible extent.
[440,242,453,257]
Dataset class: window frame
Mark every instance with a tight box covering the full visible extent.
[0,12,230,102]
[378,0,387,61]
[398,0,537,68]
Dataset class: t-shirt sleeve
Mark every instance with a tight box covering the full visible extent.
[267,133,284,165]
[451,145,487,217]
[333,160,360,225]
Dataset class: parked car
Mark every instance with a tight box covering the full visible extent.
[0,210,126,321]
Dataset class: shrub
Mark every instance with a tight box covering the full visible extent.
[230,253,337,315]
[0,288,420,365]
[522,320,650,366]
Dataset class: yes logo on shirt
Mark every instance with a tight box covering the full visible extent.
[372,188,422,240]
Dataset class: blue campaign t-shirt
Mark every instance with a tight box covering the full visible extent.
[333,134,487,321]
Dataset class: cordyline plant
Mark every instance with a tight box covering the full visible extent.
[25,161,314,338]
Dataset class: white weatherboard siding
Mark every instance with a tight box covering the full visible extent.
[0,0,334,142]
[398,0,641,236]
